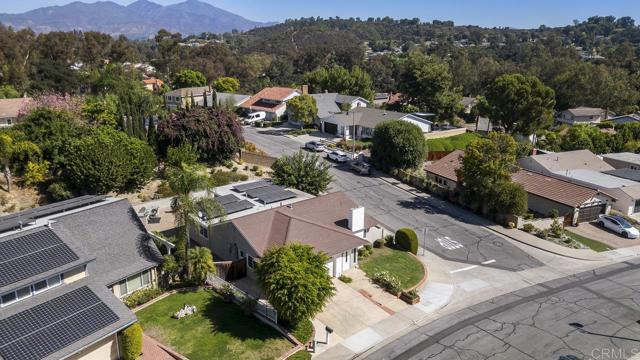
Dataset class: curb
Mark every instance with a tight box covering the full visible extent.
[404,252,429,293]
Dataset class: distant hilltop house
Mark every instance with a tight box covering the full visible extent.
[608,114,640,126]
[556,107,612,125]
[239,87,300,120]
[460,96,478,114]
[141,77,164,92]
[0,97,32,127]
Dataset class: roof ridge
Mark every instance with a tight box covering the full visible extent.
[276,209,360,241]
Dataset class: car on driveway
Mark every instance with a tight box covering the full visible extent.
[597,215,640,239]
[350,160,371,175]
[327,150,350,162]
[305,141,325,152]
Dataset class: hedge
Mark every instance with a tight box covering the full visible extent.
[291,318,314,344]
[395,228,418,254]
[123,287,163,309]
[121,323,143,360]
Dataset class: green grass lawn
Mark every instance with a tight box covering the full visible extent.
[426,132,479,152]
[359,247,425,289]
[565,230,612,252]
[136,289,293,360]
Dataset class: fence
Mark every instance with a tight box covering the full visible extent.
[239,150,278,167]
[206,273,277,324]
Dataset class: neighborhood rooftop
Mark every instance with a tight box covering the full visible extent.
[424,150,464,182]
[520,149,615,172]
[602,152,640,167]
[511,170,600,208]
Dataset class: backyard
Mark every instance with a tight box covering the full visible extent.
[426,132,479,152]
[136,289,293,360]
[359,246,425,289]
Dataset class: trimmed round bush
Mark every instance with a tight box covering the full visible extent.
[373,239,384,248]
[395,228,418,254]
[121,323,142,360]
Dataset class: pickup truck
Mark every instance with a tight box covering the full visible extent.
[350,161,371,175]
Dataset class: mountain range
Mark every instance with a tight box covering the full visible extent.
[0,0,273,38]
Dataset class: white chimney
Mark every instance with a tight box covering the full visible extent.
[348,207,365,237]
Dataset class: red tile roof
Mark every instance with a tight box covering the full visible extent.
[239,87,299,112]
[424,150,464,182]
[511,170,599,208]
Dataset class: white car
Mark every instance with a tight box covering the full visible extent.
[327,150,349,162]
[597,215,640,239]
[305,141,325,152]
[243,111,266,124]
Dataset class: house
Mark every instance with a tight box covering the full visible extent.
[238,87,300,120]
[142,78,164,92]
[0,97,31,127]
[602,152,640,170]
[164,86,212,109]
[609,114,640,126]
[216,92,251,108]
[192,186,380,280]
[0,196,163,360]
[460,96,477,114]
[319,107,433,139]
[604,168,640,182]
[309,92,369,126]
[517,149,615,175]
[556,107,610,125]
[426,150,610,223]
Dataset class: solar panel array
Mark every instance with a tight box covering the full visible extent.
[245,185,285,198]
[232,180,271,193]
[0,229,79,288]
[257,189,297,204]
[223,200,254,215]
[0,286,119,360]
[215,194,242,205]
[0,195,107,234]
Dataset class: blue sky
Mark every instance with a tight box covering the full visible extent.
[4,0,640,28]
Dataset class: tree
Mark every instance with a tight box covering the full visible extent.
[65,127,156,194]
[81,94,118,127]
[399,51,462,121]
[0,135,14,192]
[157,107,243,164]
[287,95,318,128]
[371,120,427,171]
[174,69,207,88]
[0,85,19,99]
[213,77,240,93]
[480,74,555,135]
[160,254,180,285]
[271,151,332,195]
[303,65,375,100]
[22,160,49,187]
[256,244,335,325]
[188,247,215,284]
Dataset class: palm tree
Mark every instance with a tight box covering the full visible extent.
[188,247,216,284]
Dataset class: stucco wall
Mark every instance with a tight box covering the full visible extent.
[63,265,86,285]
[526,193,575,218]
[66,333,119,360]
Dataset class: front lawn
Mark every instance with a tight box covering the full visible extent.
[359,247,425,289]
[565,230,612,252]
[136,289,293,360]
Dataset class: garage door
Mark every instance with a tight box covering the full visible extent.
[577,204,606,223]
[324,122,338,135]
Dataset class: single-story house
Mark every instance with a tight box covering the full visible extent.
[239,87,300,120]
[164,86,212,109]
[426,150,611,223]
[517,149,615,174]
[311,92,369,118]
[319,107,433,139]
[602,152,640,170]
[216,92,251,108]
[609,114,640,126]
[556,107,611,125]
[196,192,378,279]
[0,196,163,360]
[604,168,640,182]
[142,77,164,92]
[0,97,31,127]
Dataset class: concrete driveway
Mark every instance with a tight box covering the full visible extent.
[571,222,640,249]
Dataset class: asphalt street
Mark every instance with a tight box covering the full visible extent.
[243,127,543,272]
[365,258,640,360]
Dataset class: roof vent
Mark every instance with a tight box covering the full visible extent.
[47,220,53,229]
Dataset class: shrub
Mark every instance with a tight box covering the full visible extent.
[122,287,163,309]
[23,160,49,187]
[255,169,263,176]
[232,166,238,172]
[357,248,369,259]
[218,283,235,302]
[373,239,384,248]
[523,213,534,220]
[338,274,352,283]
[523,223,536,233]
[395,228,418,254]
[240,296,257,316]
[156,180,174,198]
[288,350,312,360]
[384,234,395,246]
[371,271,402,294]
[402,289,420,300]
[47,182,73,201]
[210,170,248,186]
[291,318,314,344]
[224,160,233,169]
[550,209,559,218]
[243,165,249,170]
[0,194,7,206]
[121,323,143,360]
[371,120,427,171]
[550,218,564,238]
[252,165,260,172]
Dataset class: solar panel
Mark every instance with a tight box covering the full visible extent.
[0,286,119,360]
[244,185,285,198]
[215,194,241,205]
[257,190,297,204]
[223,200,254,215]
[0,229,80,288]
[232,180,270,192]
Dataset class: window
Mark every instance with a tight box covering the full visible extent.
[142,270,151,286]
[126,274,143,294]
[47,275,62,288]
[16,286,32,300]
[344,251,348,263]
[352,248,356,262]
[240,250,245,258]
[33,280,48,293]
[119,270,152,297]
[247,256,256,269]
[6,119,11,125]
[199,225,208,238]
[1,292,17,306]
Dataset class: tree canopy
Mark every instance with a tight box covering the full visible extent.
[303,65,374,101]
[174,69,207,88]
[371,120,427,171]
[271,151,332,196]
[213,77,240,93]
[286,94,318,127]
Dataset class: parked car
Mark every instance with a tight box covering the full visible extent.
[597,215,640,239]
[243,111,266,124]
[327,150,349,162]
[305,141,325,152]
[350,160,371,175]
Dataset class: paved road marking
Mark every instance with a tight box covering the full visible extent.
[449,265,479,274]
[436,236,464,250]
[481,259,497,265]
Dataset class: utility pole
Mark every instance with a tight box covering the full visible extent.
[352,111,356,160]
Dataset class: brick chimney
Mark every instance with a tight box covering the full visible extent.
[301,84,309,95]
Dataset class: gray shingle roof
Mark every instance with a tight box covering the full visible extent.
[310,93,342,118]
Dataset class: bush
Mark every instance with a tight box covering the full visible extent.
[384,234,395,246]
[371,271,402,294]
[255,169,263,176]
[243,165,249,171]
[371,120,427,171]
[358,248,370,259]
[291,318,314,344]
[402,289,419,300]
[121,323,143,360]
[523,223,536,233]
[288,350,312,360]
[373,239,384,248]
[156,180,174,198]
[240,296,257,316]
[232,166,238,172]
[122,287,163,309]
[47,182,73,201]
[550,218,564,238]
[338,274,352,283]
[209,170,248,186]
[395,228,418,254]
[251,165,260,172]
[217,283,235,302]
[523,213,534,220]
[224,160,233,169]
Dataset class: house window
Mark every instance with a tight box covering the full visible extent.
[247,256,256,269]
[344,252,348,263]
[16,286,32,300]
[6,119,11,125]
[240,250,245,258]
[0,273,64,307]
[199,225,208,238]
[1,292,17,307]
[352,248,356,262]
[33,280,48,293]
[119,270,151,297]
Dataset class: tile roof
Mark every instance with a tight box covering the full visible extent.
[0,98,31,118]
[511,170,599,208]
[231,192,375,257]
[424,150,464,182]
[239,87,299,112]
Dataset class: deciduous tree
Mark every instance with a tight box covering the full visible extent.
[286,94,317,128]
[371,120,427,171]
[271,151,332,195]
[174,69,207,88]
[213,77,240,93]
